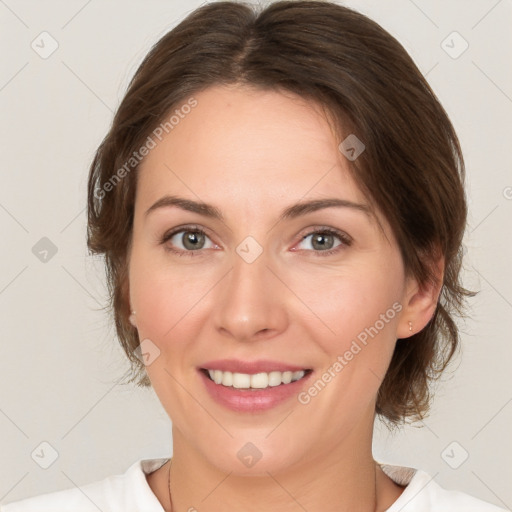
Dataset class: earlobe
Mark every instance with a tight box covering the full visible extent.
[129,310,137,327]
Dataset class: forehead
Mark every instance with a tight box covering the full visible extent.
[137,84,368,209]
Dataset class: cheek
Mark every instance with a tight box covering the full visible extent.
[127,250,209,404]
[128,246,214,339]
[295,254,405,373]
[299,256,404,330]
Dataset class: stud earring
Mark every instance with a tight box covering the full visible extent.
[408,321,413,332]
[129,310,137,327]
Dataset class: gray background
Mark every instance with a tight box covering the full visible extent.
[0,0,511,508]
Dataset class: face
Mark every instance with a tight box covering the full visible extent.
[128,84,414,475]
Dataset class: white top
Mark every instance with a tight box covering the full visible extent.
[1,458,508,511]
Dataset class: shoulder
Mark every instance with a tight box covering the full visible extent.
[0,458,169,512]
[0,485,98,512]
[381,464,510,512]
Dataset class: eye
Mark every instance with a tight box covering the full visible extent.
[294,227,352,257]
[160,225,217,257]
[160,225,352,258]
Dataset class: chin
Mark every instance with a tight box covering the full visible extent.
[197,436,305,478]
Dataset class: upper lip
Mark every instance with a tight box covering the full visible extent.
[199,359,312,374]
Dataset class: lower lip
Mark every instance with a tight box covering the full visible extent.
[198,369,313,412]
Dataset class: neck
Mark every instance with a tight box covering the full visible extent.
[165,416,388,512]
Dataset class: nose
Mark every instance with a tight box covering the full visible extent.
[212,249,289,343]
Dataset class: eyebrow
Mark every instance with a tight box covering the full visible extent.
[144,195,372,223]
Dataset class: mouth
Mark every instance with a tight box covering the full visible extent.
[199,368,314,390]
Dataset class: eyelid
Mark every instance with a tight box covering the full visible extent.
[291,225,353,256]
[296,225,352,244]
[160,224,217,249]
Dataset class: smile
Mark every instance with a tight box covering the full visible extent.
[198,367,314,412]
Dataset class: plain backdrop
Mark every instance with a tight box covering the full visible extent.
[0,0,511,508]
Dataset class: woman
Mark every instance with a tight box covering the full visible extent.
[1,1,507,511]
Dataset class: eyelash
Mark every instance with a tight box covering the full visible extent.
[159,224,352,258]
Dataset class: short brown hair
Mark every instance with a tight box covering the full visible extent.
[87,0,473,427]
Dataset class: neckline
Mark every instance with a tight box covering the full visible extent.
[139,458,420,511]
[140,458,418,484]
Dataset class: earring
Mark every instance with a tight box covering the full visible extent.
[129,310,137,327]
[408,321,413,332]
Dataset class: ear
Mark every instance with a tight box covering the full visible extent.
[120,252,135,328]
[396,251,444,339]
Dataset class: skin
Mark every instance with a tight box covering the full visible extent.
[127,84,443,511]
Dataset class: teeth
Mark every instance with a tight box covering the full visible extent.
[206,369,306,389]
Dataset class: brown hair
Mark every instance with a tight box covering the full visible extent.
[87,0,473,427]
